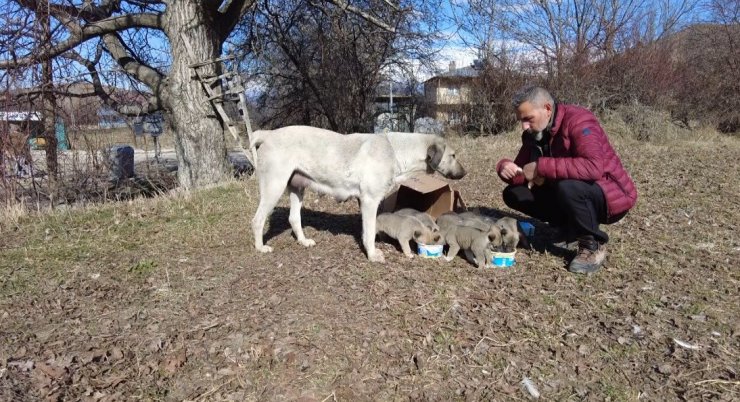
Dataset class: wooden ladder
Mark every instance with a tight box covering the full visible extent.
[180,33,254,170]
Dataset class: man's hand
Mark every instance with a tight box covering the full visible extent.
[522,161,538,181]
[500,161,523,180]
[523,162,546,187]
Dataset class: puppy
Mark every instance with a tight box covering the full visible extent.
[443,222,502,269]
[457,211,497,232]
[376,213,442,258]
[436,212,464,239]
[394,208,439,232]
[495,217,520,252]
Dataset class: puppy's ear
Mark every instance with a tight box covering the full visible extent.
[413,230,422,240]
[426,142,444,169]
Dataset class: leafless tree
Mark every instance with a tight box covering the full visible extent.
[239,0,443,133]
[0,0,398,190]
[670,0,739,131]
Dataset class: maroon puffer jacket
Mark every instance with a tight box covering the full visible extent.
[496,104,637,218]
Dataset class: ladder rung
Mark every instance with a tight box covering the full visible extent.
[188,54,236,68]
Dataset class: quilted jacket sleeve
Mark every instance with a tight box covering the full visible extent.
[537,119,605,181]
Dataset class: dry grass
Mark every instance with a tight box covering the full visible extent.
[1,129,739,401]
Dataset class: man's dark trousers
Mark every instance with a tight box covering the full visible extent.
[502,179,625,244]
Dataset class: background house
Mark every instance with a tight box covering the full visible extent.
[423,61,479,127]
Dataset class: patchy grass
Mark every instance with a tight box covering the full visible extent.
[1,131,739,401]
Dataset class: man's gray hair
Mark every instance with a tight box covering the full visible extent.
[512,86,554,109]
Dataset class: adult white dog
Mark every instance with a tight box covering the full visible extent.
[249,125,466,262]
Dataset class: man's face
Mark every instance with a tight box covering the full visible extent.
[515,101,553,137]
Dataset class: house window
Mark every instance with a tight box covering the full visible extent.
[448,85,460,96]
[449,111,461,124]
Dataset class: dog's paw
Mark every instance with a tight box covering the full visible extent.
[256,245,273,253]
[298,238,316,247]
[404,253,415,259]
[444,255,455,262]
[369,250,385,263]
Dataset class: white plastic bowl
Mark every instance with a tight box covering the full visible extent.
[491,250,516,267]
[417,243,443,258]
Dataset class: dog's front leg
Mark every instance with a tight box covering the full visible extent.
[360,199,385,263]
[399,239,415,259]
[289,188,315,247]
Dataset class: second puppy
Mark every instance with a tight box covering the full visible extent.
[376,212,443,258]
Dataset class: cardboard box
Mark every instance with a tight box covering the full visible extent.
[381,174,466,218]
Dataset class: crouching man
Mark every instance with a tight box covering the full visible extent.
[496,86,637,274]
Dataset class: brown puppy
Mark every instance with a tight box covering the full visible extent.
[395,208,439,232]
[457,211,496,231]
[376,213,443,258]
[495,217,520,252]
[443,222,502,269]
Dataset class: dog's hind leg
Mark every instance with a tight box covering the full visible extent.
[288,186,315,247]
[464,249,478,265]
[445,242,460,262]
[360,198,385,263]
[252,173,289,253]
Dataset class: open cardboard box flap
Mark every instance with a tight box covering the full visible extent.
[381,173,466,219]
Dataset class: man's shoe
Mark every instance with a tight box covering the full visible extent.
[568,237,607,274]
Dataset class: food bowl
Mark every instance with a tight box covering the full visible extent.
[417,243,444,258]
[491,250,516,267]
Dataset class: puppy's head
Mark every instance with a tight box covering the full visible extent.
[486,225,503,251]
[426,139,466,179]
[497,217,520,252]
[414,229,444,245]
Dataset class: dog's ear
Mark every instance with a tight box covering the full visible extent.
[426,141,444,168]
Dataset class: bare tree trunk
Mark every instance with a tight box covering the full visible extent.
[164,1,228,189]
[38,5,58,185]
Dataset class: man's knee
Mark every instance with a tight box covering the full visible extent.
[554,180,592,206]
[502,185,529,210]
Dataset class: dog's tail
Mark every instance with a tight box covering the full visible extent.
[248,129,266,167]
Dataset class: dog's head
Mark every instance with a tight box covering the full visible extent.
[426,139,466,179]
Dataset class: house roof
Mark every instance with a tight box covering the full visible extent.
[424,65,479,84]
[0,111,41,122]
[436,65,479,78]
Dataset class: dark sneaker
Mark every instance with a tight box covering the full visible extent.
[568,237,607,274]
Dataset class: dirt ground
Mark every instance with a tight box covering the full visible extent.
[1,133,738,401]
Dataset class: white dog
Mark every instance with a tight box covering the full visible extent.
[249,126,466,262]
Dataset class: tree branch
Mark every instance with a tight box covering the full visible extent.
[324,0,397,33]
[0,13,162,69]
[99,32,166,105]
[61,48,162,116]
